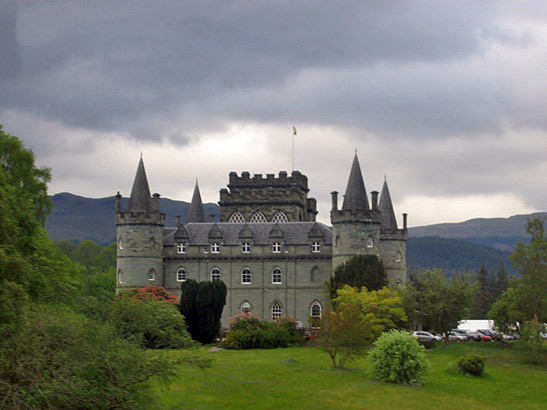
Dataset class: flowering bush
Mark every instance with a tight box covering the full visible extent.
[222,313,298,349]
[120,286,179,303]
[229,312,261,331]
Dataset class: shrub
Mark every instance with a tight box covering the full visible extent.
[122,285,179,303]
[369,330,429,386]
[222,313,295,349]
[516,318,547,365]
[229,312,261,331]
[457,353,485,376]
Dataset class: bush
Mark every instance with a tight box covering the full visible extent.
[457,353,485,376]
[369,330,429,386]
[222,313,295,349]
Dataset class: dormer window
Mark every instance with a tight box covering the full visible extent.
[177,243,186,254]
[272,242,282,253]
[311,242,321,253]
[242,242,251,253]
[211,243,220,253]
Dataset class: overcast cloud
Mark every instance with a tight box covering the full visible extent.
[1,0,545,226]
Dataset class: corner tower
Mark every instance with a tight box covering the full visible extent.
[115,157,165,291]
[331,153,382,269]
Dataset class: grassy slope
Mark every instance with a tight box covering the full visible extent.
[152,343,546,409]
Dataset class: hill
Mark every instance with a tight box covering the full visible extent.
[45,192,220,245]
[408,212,546,251]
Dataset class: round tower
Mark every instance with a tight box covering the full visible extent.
[116,157,165,292]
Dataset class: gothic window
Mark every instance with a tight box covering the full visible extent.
[228,211,245,223]
[396,252,402,262]
[272,242,282,253]
[177,267,187,282]
[271,301,283,321]
[211,268,221,281]
[271,211,289,223]
[241,242,251,253]
[241,268,251,284]
[310,301,322,328]
[396,279,402,286]
[118,239,124,250]
[211,243,220,253]
[311,266,320,282]
[118,269,123,284]
[148,269,155,281]
[240,301,252,313]
[177,243,186,254]
[311,241,321,253]
[272,267,282,284]
[366,236,373,248]
[250,211,267,223]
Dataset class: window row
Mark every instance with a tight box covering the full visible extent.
[175,267,284,284]
[176,241,322,254]
[228,211,289,223]
[240,300,322,322]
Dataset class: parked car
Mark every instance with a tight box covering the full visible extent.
[432,333,443,342]
[451,329,470,341]
[465,331,483,341]
[412,331,436,344]
[449,331,467,342]
[478,332,492,342]
[477,329,499,341]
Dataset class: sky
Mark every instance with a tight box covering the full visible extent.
[1,0,545,227]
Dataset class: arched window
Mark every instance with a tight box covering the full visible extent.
[177,267,187,282]
[118,239,124,250]
[241,268,251,284]
[240,301,252,313]
[148,269,155,281]
[228,211,245,223]
[118,269,123,284]
[311,266,320,282]
[271,301,283,321]
[271,211,289,222]
[272,268,282,284]
[310,301,322,328]
[250,211,267,223]
[210,268,221,281]
[396,279,402,286]
[366,236,373,248]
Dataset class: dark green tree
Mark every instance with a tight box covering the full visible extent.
[326,254,387,301]
[493,258,509,300]
[179,279,227,344]
[472,264,495,318]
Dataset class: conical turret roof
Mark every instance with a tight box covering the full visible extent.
[187,180,206,223]
[127,156,152,213]
[341,153,370,212]
[379,178,398,231]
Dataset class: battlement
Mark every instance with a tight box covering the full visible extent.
[227,170,309,192]
[330,209,382,225]
[116,211,165,226]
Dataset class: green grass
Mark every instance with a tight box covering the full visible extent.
[152,343,546,410]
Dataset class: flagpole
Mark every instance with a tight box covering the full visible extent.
[292,126,296,171]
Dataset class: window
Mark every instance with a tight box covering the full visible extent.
[240,301,252,313]
[118,269,123,284]
[241,242,251,253]
[177,243,186,254]
[148,269,155,281]
[118,239,124,250]
[272,242,281,253]
[396,279,402,286]
[311,266,320,282]
[211,243,220,253]
[310,301,322,328]
[203,247,208,254]
[250,211,267,223]
[366,236,373,248]
[272,268,282,284]
[396,252,402,262]
[311,242,321,253]
[211,268,221,281]
[271,301,283,321]
[241,268,251,284]
[271,211,289,222]
[176,267,187,282]
[228,211,245,223]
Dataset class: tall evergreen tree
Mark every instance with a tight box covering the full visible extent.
[493,258,509,300]
[472,264,495,318]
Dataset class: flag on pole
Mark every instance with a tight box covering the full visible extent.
[293,126,297,136]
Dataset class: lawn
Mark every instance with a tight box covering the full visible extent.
[152,342,546,410]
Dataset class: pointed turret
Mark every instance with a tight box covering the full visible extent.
[187,180,206,223]
[379,178,398,231]
[127,156,152,213]
[341,153,370,212]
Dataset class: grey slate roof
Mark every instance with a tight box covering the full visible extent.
[163,222,332,246]
[341,153,370,212]
[127,157,151,213]
[186,181,206,223]
[379,178,398,231]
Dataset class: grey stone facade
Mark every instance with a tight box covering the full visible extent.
[116,154,407,328]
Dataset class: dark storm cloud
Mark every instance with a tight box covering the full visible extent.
[0,0,521,142]
[0,0,22,79]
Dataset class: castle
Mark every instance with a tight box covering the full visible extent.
[115,153,407,327]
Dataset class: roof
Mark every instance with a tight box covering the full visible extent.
[163,222,332,246]
[186,181,206,222]
[379,178,398,231]
[127,157,151,213]
[341,153,370,212]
